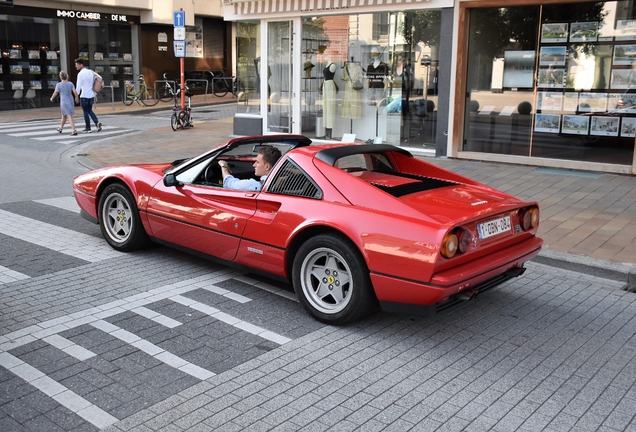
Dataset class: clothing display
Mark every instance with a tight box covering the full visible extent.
[322,61,337,130]
[342,63,363,119]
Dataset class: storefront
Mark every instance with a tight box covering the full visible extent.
[225,0,453,152]
[0,4,140,111]
[455,0,636,174]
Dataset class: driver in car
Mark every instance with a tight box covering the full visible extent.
[219,146,282,191]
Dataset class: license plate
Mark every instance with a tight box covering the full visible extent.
[477,215,511,240]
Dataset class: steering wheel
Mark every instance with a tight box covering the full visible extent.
[204,163,221,185]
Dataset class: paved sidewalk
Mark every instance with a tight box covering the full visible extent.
[2,97,636,281]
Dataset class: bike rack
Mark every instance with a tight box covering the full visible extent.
[185,79,208,101]
[154,80,177,100]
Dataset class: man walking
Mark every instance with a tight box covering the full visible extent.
[74,58,102,133]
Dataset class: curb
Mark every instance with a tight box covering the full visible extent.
[534,249,636,291]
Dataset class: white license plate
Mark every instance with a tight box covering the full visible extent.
[477,215,511,240]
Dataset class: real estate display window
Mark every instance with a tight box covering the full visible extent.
[0,15,61,109]
[463,1,636,166]
[77,21,133,98]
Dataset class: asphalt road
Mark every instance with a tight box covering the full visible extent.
[1,111,636,431]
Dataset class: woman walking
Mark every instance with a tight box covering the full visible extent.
[50,71,78,135]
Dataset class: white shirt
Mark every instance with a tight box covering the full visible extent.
[223,175,267,191]
[76,67,97,99]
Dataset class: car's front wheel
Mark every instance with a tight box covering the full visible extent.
[98,183,148,252]
[292,233,377,324]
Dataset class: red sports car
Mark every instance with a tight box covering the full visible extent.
[73,135,542,324]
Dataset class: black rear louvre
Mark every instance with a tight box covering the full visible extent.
[267,159,323,199]
[370,172,458,197]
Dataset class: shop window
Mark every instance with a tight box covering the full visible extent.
[300,11,441,148]
[236,21,261,115]
[463,1,636,166]
[77,21,133,100]
[0,16,61,109]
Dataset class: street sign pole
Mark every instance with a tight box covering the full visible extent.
[174,9,186,109]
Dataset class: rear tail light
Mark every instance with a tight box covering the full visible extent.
[519,206,540,231]
[457,228,471,253]
[441,232,458,258]
[441,227,472,258]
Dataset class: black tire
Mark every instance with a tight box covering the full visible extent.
[213,81,228,97]
[142,88,159,106]
[159,86,174,103]
[122,89,133,106]
[98,183,148,252]
[171,112,179,131]
[292,233,377,324]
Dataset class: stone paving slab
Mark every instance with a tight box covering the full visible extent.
[101,262,636,432]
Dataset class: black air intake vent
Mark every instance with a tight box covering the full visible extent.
[370,176,457,197]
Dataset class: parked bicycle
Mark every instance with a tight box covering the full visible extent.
[171,84,194,131]
[208,70,244,98]
[122,74,159,106]
[157,73,177,103]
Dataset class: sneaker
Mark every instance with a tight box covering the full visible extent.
[96,122,102,132]
[81,129,92,134]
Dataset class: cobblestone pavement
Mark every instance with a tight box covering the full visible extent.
[1,100,636,431]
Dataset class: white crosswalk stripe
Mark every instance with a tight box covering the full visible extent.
[0,120,132,144]
[0,208,122,262]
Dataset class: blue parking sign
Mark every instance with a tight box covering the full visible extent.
[173,11,185,27]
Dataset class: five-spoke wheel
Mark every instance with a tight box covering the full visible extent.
[98,183,148,252]
[293,233,376,324]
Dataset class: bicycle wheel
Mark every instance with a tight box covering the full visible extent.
[142,88,159,106]
[159,86,174,103]
[171,112,179,131]
[213,80,228,97]
[122,89,134,106]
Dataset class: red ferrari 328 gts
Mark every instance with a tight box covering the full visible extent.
[73,135,543,324]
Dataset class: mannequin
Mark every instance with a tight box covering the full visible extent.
[367,48,388,103]
[322,59,337,139]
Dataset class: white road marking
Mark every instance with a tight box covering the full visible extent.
[0,352,118,429]
[34,196,80,213]
[0,209,122,263]
[0,264,30,284]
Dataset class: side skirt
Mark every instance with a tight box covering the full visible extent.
[149,237,291,286]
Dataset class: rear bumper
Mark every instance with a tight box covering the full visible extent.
[371,236,543,313]
[378,266,526,316]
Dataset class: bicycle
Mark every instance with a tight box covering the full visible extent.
[208,70,244,98]
[122,74,159,106]
[171,84,194,131]
[157,73,177,103]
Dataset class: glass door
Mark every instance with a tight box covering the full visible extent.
[267,21,293,133]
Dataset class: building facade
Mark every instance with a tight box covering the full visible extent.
[224,0,636,174]
[0,0,228,111]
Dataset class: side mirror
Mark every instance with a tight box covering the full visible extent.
[163,173,182,187]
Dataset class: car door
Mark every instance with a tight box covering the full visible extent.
[146,181,258,261]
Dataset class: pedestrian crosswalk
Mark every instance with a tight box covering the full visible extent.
[0,119,133,145]
[0,196,311,431]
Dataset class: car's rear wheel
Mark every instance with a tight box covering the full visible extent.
[292,233,377,324]
[98,183,148,252]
